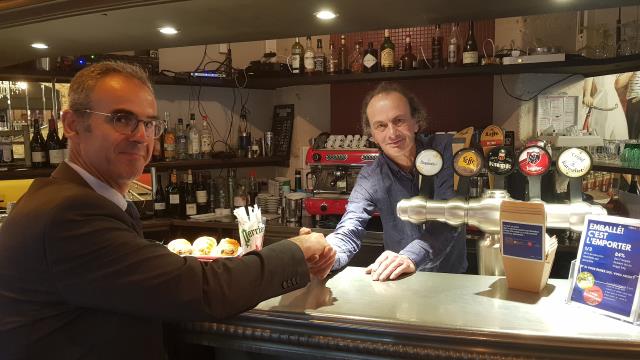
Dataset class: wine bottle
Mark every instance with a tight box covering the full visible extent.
[185,170,197,217]
[248,170,259,206]
[30,115,48,168]
[448,22,460,66]
[154,174,166,217]
[166,169,181,218]
[290,37,304,75]
[46,115,64,167]
[327,40,338,75]
[380,29,395,71]
[60,132,69,160]
[400,35,416,71]
[431,24,443,68]
[195,172,209,214]
[462,21,479,66]
[338,34,349,74]
[303,36,315,75]
[363,42,379,73]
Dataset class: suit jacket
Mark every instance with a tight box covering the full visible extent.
[0,162,309,359]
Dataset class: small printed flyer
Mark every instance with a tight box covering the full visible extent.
[502,221,544,261]
[570,215,640,322]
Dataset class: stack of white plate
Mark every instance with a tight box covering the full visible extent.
[257,193,280,214]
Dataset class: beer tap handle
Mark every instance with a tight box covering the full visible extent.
[415,149,443,198]
[556,147,593,203]
[517,145,551,201]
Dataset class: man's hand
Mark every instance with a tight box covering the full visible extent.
[365,250,416,281]
[288,232,336,279]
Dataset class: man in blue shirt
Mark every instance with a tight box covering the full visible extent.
[325,82,467,281]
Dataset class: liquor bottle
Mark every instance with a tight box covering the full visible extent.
[290,37,304,75]
[314,39,326,74]
[175,118,188,160]
[200,115,212,159]
[328,40,338,75]
[163,112,176,161]
[179,173,188,218]
[363,42,379,73]
[154,173,166,217]
[227,168,236,209]
[216,176,227,209]
[462,21,479,66]
[400,35,416,71]
[234,177,248,208]
[380,29,396,71]
[431,24,443,68]
[46,115,64,167]
[187,113,200,159]
[60,132,69,160]
[448,22,460,66]
[152,120,164,162]
[338,34,349,74]
[185,169,197,217]
[248,170,259,206]
[195,172,209,214]
[208,177,217,213]
[30,115,48,168]
[350,40,363,73]
[303,36,315,75]
[166,169,181,218]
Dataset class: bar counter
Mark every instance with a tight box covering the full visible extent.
[176,267,640,359]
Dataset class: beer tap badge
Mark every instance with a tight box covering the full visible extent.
[487,146,515,176]
[518,145,551,176]
[556,147,592,178]
[453,148,484,177]
[415,149,443,176]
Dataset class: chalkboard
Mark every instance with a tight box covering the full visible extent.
[271,104,294,158]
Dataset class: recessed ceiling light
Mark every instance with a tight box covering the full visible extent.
[158,26,179,35]
[315,10,337,20]
[31,43,48,49]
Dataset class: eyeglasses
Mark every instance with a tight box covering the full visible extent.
[80,109,164,138]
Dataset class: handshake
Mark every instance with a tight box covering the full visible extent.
[288,227,336,279]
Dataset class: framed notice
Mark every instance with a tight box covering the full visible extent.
[535,95,578,134]
[568,215,640,324]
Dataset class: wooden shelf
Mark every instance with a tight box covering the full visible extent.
[147,155,289,171]
[3,54,640,89]
[592,160,640,175]
[0,166,53,180]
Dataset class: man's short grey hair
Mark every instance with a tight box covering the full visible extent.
[68,61,154,112]
[360,82,427,136]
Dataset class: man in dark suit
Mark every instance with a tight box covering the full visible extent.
[0,61,335,359]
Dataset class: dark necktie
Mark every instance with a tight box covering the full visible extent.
[125,201,143,235]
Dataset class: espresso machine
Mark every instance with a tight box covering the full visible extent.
[304,134,379,228]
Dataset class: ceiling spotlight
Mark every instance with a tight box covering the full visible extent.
[31,43,48,49]
[158,26,179,35]
[315,10,337,20]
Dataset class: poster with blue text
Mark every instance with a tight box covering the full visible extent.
[570,215,640,322]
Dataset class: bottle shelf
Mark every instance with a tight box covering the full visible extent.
[592,160,640,176]
[0,165,54,180]
[147,155,289,171]
[3,54,640,89]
